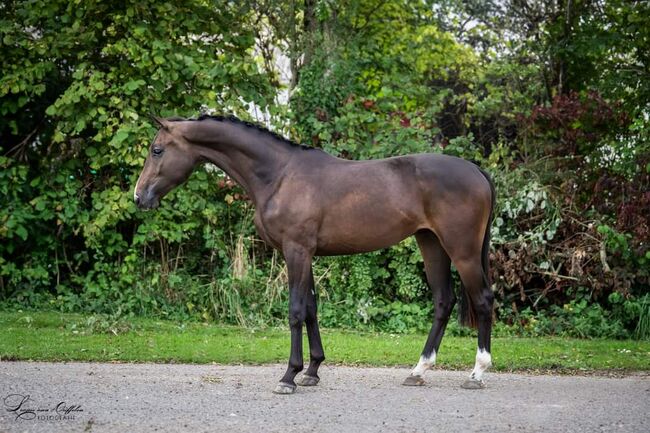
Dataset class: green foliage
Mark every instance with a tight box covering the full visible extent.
[500,294,642,340]
[0,0,275,319]
[1,0,648,340]
[290,1,476,158]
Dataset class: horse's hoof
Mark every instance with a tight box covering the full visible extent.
[402,375,425,386]
[297,375,320,386]
[272,382,297,394]
[461,379,486,389]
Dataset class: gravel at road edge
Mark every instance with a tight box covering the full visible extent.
[1,362,648,433]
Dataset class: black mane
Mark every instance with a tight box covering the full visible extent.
[187,114,313,151]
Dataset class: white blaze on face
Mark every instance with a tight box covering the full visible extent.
[410,351,436,377]
[469,348,492,381]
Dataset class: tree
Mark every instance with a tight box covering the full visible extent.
[0,0,273,301]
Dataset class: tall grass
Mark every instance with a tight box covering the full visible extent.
[263,250,288,315]
[207,232,289,327]
[635,294,650,340]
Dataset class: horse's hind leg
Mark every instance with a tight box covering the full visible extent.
[454,257,494,389]
[403,230,456,386]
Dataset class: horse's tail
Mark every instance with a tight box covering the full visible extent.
[459,167,495,329]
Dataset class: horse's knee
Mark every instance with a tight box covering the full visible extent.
[288,304,306,327]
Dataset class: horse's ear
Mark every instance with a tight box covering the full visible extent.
[150,115,168,130]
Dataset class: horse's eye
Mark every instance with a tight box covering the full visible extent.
[152,147,164,157]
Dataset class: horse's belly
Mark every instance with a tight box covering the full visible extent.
[315,236,411,255]
[315,209,421,255]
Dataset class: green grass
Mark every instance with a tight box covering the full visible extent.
[1,311,649,373]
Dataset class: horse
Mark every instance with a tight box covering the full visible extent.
[134,115,495,394]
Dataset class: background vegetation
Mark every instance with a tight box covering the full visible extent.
[1,0,648,339]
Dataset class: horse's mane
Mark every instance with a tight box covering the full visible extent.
[170,114,313,151]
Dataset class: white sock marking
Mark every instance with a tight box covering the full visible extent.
[410,351,436,377]
[470,348,492,381]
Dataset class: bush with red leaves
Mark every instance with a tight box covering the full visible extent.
[525,91,629,154]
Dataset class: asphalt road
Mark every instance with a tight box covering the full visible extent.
[1,362,648,433]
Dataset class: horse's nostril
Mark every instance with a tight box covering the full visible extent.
[134,193,141,205]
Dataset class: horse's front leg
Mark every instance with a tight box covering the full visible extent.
[297,268,325,386]
[273,240,314,395]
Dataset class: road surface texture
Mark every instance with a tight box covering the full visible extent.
[1,362,648,432]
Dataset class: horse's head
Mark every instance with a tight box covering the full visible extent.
[134,117,200,209]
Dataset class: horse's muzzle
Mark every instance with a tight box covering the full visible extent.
[134,191,159,210]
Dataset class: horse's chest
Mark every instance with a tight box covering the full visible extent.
[253,210,282,250]
[253,195,320,251]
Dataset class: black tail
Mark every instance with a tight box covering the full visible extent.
[459,167,496,328]
[479,167,496,290]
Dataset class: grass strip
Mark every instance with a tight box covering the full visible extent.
[1,311,648,372]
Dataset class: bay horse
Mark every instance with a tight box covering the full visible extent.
[134,115,495,394]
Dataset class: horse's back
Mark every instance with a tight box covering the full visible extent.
[324,152,490,208]
[300,153,490,255]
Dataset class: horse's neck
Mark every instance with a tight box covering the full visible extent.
[188,121,292,204]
